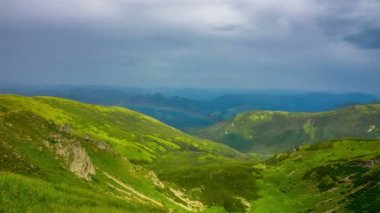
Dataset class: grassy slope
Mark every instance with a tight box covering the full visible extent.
[0,95,239,162]
[152,151,262,212]
[0,94,257,212]
[194,105,380,153]
[251,139,380,212]
[0,108,174,212]
[0,172,163,213]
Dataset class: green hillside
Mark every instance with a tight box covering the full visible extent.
[193,105,380,153]
[251,139,380,212]
[0,95,254,212]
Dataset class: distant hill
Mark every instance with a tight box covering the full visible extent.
[1,86,378,129]
[204,93,379,120]
[193,104,380,153]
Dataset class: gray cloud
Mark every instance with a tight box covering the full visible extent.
[345,28,380,49]
[0,0,380,93]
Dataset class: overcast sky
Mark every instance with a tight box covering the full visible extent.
[1,0,379,92]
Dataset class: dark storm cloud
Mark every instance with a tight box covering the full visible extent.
[345,28,380,49]
[314,0,380,48]
[0,0,380,92]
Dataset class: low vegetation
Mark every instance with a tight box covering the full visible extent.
[251,139,380,212]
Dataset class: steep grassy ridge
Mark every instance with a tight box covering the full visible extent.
[194,105,380,153]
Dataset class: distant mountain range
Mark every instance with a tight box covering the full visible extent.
[1,86,378,130]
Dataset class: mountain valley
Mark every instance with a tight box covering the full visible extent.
[1,94,380,212]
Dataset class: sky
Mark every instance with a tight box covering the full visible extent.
[1,0,380,92]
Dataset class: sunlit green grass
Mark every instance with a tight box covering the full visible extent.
[0,172,165,213]
[0,94,240,163]
[251,139,380,212]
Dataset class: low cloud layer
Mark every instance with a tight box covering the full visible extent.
[1,0,379,92]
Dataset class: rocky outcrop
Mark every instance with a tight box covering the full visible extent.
[168,187,204,211]
[58,124,72,134]
[43,135,95,181]
[67,144,96,180]
[355,159,380,169]
[146,170,165,189]
[96,140,113,153]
